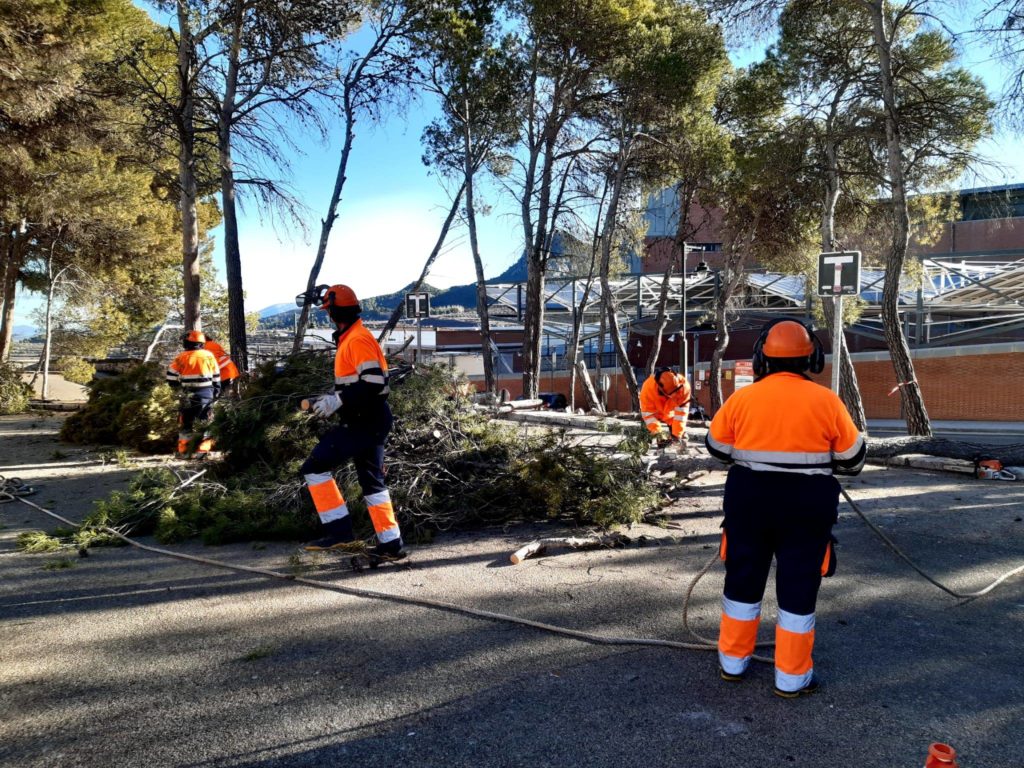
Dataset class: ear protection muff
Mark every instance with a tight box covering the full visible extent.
[751,318,825,377]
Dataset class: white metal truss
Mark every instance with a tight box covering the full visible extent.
[484,256,1024,348]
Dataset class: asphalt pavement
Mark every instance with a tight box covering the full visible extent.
[1,415,1023,768]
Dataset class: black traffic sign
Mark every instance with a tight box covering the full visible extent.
[406,292,431,318]
[817,251,862,296]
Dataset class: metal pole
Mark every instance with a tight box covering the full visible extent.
[680,244,687,374]
[417,317,422,363]
[831,295,843,393]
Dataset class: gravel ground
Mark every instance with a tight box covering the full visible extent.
[1,413,1022,768]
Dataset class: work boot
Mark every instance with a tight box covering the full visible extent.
[719,666,746,683]
[371,537,406,559]
[303,517,355,551]
[773,672,821,699]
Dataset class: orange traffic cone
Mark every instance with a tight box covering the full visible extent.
[924,743,958,768]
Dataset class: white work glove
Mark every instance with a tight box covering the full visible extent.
[311,392,342,418]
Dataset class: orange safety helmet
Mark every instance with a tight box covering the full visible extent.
[658,369,679,393]
[762,320,814,358]
[184,330,207,345]
[320,284,359,309]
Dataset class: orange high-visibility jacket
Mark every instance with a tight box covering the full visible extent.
[706,372,864,475]
[639,373,691,438]
[203,340,239,382]
[333,319,389,417]
[166,349,221,394]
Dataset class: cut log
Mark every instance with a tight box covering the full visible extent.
[867,437,1024,465]
[510,533,628,564]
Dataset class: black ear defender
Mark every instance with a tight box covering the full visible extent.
[751,318,825,377]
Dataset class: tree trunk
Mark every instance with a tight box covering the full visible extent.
[0,231,24,362]
[217,2,248,372]
[709,250,746,415]
[574,359,603,412]
[598,153,639,410]
[820,153,867,432]
[644,263,675,380]
[521,124,558,399]
[41,244,64,401]
[867,0,931,436]
[377,183,465,343]
[463,102,494,395]
[176,0,201,334]
[293,93,356,353]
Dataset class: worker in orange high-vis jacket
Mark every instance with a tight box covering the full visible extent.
[705,318,865,698]
[298,283,404,558]
[639,367,691,444]
[166,331,221,457]
[202,335,239,398]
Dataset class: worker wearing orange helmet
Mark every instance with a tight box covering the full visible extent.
[639,367,691,445]
[202,335,239,397]
[297,284,404,558]
[166,330,221,456]
[706,318,865,698]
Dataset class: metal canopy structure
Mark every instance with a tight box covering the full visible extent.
[484,257,1024,348]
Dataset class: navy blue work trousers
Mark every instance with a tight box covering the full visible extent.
[721,465,840,616]
[179,388,215,432]
[299,406,393,497]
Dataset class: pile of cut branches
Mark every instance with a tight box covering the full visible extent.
[66,355,660,547]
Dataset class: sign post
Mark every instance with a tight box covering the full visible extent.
[816,251,862,394]
[406,292,431,362]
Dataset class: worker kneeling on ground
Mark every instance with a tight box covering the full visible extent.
[640,367,691,447]
[705,318,865,698]
[166,330,221,457]
[299,283,404,558]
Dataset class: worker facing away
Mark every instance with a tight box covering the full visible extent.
[202,335,239,398]
[705,318,865,698]
[640,367,691,446]
[298,283,404,558]
[166,330,221,457]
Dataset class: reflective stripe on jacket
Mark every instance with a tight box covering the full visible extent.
[203,340,239,381]
[639,374,691,436]
[167,349,221,392]
[705,372,864,475]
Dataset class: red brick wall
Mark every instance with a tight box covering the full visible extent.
[471,345,1024,422]
[690,346,1024,422]
[913,218,1023,256]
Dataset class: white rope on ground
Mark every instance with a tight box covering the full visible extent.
[4,478,1020,666]
[840,487,1024,601]
[5,489,727,656]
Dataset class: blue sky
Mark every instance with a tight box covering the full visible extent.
[12,1,1024,325]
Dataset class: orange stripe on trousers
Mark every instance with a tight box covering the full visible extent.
[308,479,345,513]
[367,501,398,535]
[718,613,758,659]
[775,625,815,675]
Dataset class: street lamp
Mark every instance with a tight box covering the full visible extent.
[679,243,709,379]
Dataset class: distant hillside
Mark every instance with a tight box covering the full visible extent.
[13,325,38,341]
[258,255,529,327]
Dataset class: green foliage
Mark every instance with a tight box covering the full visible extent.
[81,466,314,546]
[0,362,32,414]
[57,356,96,385]
[61,363,176,452]
[83,360,662,547]
[17,531,64,553]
